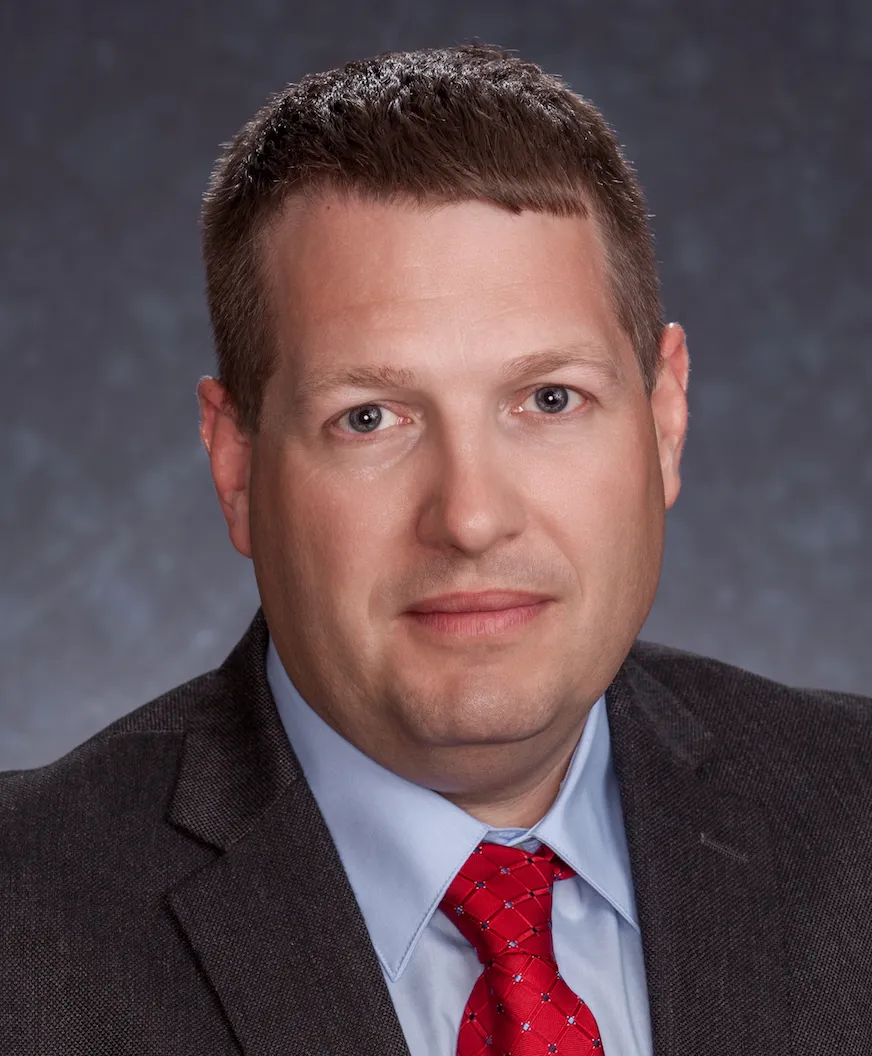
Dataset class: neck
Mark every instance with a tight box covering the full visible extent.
[438,728,581,829]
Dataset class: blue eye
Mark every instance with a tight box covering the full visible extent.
[345,405,386,433]
[333,385,587,440]
[528,385,573,413]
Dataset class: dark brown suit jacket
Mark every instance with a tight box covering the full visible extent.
[2,609,872,1054]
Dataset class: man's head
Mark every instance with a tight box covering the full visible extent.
[197,44,689,820]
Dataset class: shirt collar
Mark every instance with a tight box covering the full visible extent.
[267,636,638,981]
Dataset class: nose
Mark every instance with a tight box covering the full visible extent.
[415,431,527,557]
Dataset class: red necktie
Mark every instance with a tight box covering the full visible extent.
[440,842,605,1056]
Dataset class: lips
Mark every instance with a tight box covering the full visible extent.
[407,591,551,614]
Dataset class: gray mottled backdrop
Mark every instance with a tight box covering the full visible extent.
[2,0,870,769]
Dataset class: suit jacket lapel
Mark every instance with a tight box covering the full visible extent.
[164,611,410,1056]
[606,650,788,1056]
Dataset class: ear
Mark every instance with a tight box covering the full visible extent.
[651,323,690,510]
[197,377,253,559]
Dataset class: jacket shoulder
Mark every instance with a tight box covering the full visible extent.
[0,611,269,794]
[0,661,242,1053]
[627,639,872,779]
[629,638,872,721]
[0,662,236,811]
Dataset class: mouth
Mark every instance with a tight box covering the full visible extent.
[407,590,552,613]
[403,598,551,638]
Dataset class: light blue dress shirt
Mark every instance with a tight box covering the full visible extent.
[267,637,652,1056]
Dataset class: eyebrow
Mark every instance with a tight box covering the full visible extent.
[292,343,624,409]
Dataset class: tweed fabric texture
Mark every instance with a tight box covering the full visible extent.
[441,842,604,1056]
[2,607,872,1055]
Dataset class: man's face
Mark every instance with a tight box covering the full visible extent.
[204,193,687,794]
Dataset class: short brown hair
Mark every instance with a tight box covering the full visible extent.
[202,43,664,434]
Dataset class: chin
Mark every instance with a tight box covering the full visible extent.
[409,709,555,749]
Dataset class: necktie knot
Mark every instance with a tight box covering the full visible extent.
[440,842,574,965]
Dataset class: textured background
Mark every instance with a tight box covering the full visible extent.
[2,0,870,769]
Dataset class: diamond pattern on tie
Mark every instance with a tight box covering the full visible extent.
[440,842,604,1056]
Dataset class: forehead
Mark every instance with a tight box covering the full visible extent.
[262,192,630,390]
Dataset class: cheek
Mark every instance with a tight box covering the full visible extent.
[262,460,399,599]
[549,426,663,556]
[561,420,655,503]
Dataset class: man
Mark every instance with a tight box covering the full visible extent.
[2,42,870,1056]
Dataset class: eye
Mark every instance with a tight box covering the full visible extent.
[331,385,588,439]
[333,403,404,436]
[514,385,587,416]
